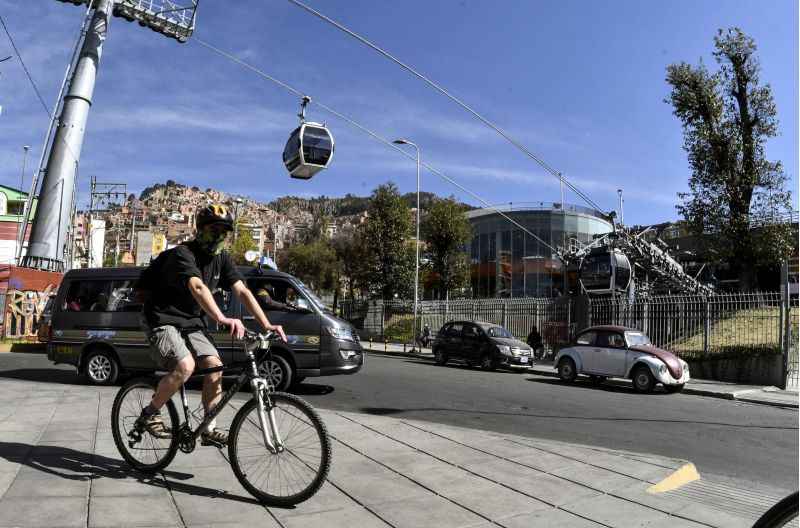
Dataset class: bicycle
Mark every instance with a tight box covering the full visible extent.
[752,491,798,528]
[111,330,332,506]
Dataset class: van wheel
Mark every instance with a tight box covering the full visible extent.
[259,355,293,392]
[84,350,120,385]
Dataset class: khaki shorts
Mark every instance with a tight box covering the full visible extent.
[146,326,219,370]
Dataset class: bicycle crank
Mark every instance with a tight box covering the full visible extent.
[178,424,196,453]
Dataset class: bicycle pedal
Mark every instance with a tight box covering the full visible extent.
[200,438,225,448]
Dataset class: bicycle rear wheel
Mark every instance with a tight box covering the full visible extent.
[229,392,331,506]
[111,377,180,473]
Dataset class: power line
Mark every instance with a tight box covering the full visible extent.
[284,0,607,214]
[0,13,52,117]
[194,37,563,257]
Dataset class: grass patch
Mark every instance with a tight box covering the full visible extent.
[383,315,415,342]
[670,307,785,360]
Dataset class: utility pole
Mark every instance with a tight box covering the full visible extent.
[15,145,30,264]
[87,175,126,268]
[130,201,137,261]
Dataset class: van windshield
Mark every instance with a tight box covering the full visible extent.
[295,280,330,312]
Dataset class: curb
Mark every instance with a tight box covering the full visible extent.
[0,343,47,354]
[364,347,799,409]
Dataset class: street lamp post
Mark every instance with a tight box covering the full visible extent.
[393,138,421,352]
[16,146,30,264]
[233,197,243,245]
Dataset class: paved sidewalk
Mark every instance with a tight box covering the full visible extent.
[363,342,800,409]
[0,377,792,528]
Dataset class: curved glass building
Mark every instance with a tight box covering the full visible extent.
[468,203,613,298]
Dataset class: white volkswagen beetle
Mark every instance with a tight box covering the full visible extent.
[554,325,690,393]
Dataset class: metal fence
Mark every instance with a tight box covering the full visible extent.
[786,298,799,389]
[585,292,786,360]
[340,297,572,353]
[340,291,795,386]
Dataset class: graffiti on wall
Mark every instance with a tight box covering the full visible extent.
[4,284,56,339]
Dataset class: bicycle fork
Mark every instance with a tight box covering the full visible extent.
[251,377,285,454]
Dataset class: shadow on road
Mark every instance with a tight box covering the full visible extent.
[0,368,84,385]
[357,405,796,430]
[526,376,662,395]
[290,382,335,396]
[0,441,262,505]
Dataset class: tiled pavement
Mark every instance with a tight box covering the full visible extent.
[0,377,792,528]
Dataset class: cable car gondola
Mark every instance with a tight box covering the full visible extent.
[579,248,632,295]
[282,96,335,179]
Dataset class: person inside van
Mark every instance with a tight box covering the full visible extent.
[285,287,298,307]
[255,285,295,312]
[135,203,287,447]
[90,293,108,312]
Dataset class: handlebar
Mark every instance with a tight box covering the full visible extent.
[243,329,280,342]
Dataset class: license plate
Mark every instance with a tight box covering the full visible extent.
[520,356,529,364]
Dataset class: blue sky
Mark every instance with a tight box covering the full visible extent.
[0,0,797,225]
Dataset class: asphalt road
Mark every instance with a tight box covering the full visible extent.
[1,350,797,490]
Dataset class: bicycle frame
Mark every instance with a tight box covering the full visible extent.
[177,342,285,453]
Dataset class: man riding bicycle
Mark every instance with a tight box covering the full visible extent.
[136,203,287,447]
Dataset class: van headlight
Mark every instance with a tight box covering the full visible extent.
[325,326,356,342]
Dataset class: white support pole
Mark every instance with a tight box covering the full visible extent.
[22,0,114,271]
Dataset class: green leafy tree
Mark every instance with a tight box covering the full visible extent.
[330,225,369,300]
[302,214,331,243]
[421,197,472,299]
[666,28,794,290]
[230,225,258,265]
[360,183,414,299]
[279,239,339,293]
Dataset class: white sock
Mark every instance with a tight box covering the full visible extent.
[205,417,217,433]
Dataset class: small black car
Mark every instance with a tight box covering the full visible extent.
[432,321,533,370]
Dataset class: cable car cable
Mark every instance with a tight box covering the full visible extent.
[0,12,52,117]
[194,37,562,257]
[284,0,607,214]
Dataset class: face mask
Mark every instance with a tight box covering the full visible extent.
[196,229,227,255]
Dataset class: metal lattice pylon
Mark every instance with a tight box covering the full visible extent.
[57,0,199,42]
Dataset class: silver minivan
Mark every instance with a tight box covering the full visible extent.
[47,266,364,388]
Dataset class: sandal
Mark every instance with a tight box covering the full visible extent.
[200,428,228,447]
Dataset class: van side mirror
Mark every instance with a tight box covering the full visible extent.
[295,298,312,312]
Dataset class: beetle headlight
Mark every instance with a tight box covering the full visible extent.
[659,364,667,374]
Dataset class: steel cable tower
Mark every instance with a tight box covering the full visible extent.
[21,0,198,272]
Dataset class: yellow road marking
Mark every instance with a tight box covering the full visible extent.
[647,463,701,494]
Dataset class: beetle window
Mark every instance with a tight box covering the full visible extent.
[576,331,596,345]
[597,331,625,348]
[625,331,651,346]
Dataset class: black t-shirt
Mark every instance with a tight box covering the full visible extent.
[140,241,244,329]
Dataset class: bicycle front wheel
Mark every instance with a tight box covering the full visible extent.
[229,392,331,506]
[111,377,180,473]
